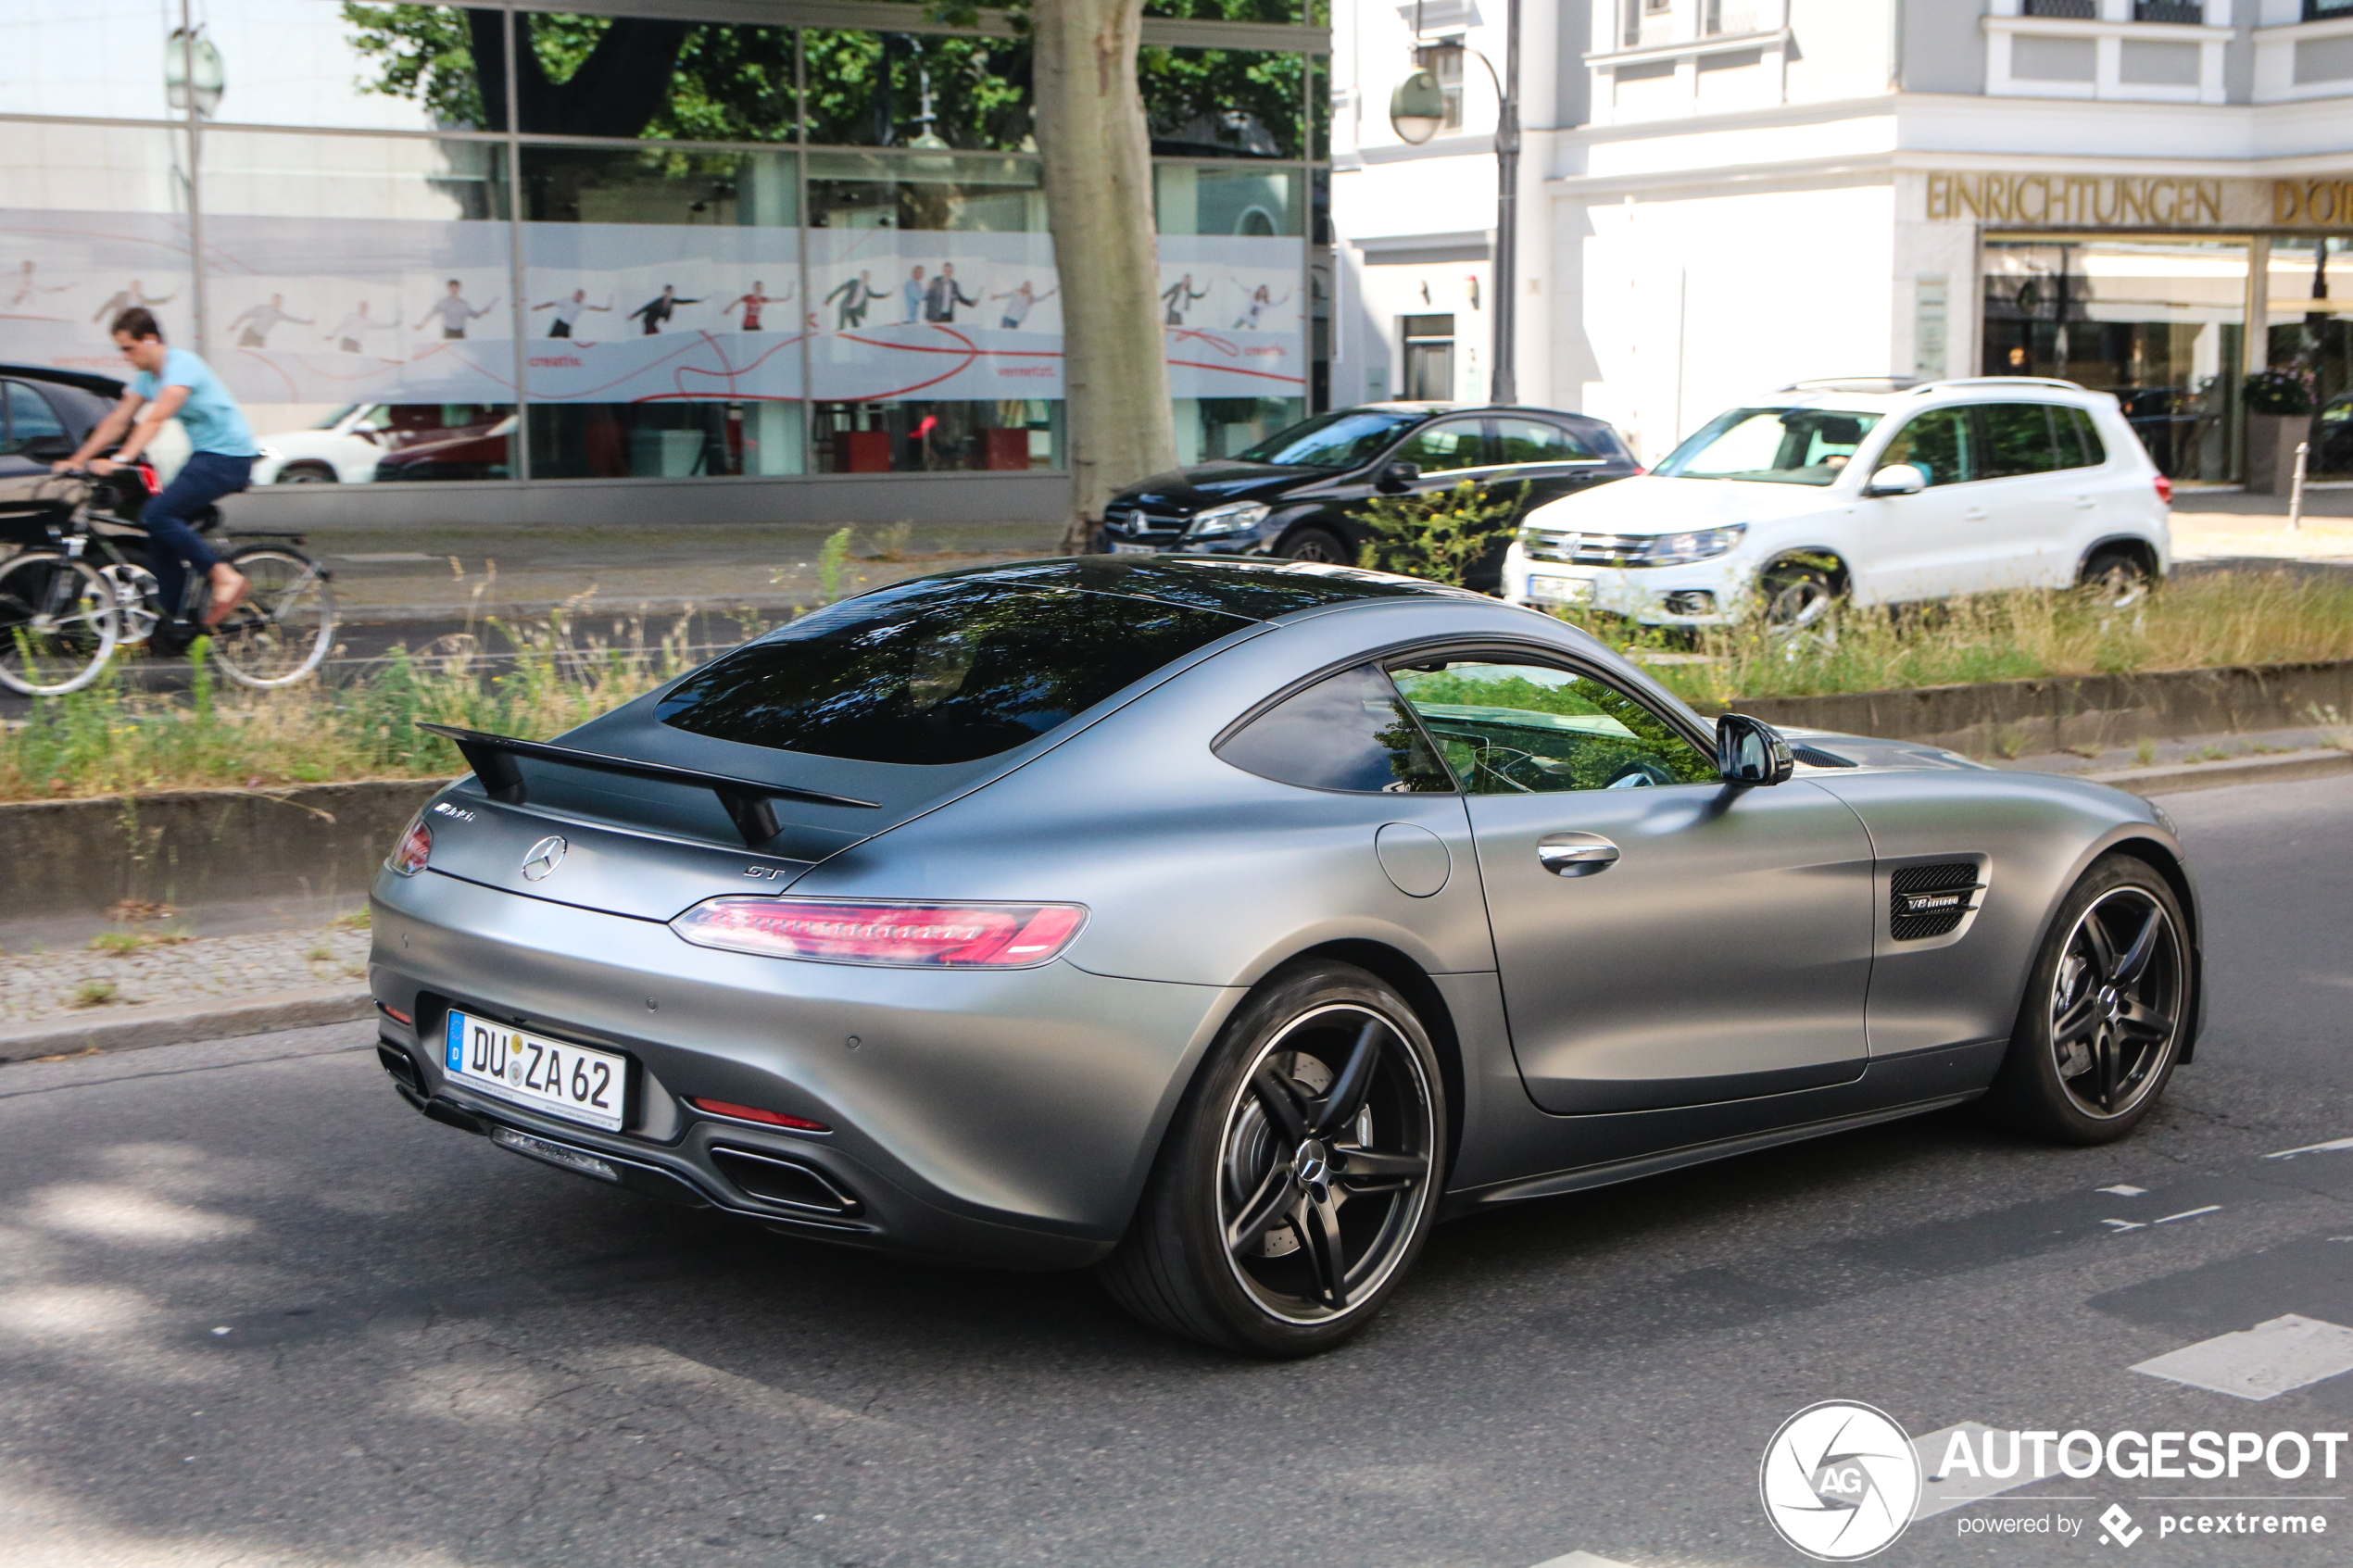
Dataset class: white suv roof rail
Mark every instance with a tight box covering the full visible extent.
[1777,376,1923,393]
[1915,376,2086,394]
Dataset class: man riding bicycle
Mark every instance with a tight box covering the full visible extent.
[53,307,252,634]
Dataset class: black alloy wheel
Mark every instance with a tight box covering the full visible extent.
[277,462,338,484]
[1278,527,1352,565]
[1982,857,2189,1144]
[1758,561,1838,635]
[1101,962,1445,1356]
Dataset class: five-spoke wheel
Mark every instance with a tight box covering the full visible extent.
[1102,962,1445,1355]
[1982,856,2190,1143]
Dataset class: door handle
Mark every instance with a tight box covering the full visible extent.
[1962,508,1988,521]
[2075,496,2098,508]
[1537,832,1620,877]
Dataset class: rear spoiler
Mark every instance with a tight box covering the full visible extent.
[416,722,877,848]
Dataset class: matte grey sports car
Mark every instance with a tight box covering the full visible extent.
[369,557,2200,1356]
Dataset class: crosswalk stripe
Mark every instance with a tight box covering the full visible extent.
[2132,1314,2353,1400]
[1527,1553,1639,1568]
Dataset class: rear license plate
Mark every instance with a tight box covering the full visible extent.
[1529,574,1594,604]
[445,1010,626,1132]
[1109,541,1159,556]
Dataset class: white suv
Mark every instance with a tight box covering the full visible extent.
[1499,378,2171,630]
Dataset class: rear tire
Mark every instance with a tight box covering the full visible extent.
[1100,961,1446,1357]
[276,462,337,484]
[212,547,337,688]
[1278,527,1352,566]
[1979,857,2190,1145]
[2079,546,2153,609]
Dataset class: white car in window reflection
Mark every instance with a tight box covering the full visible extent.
[253,403,395,485]
[1501,375,2172,633]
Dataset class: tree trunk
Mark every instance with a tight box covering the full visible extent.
[1031,0,1176,554]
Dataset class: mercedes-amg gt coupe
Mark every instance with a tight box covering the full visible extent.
[369,557,2200,1356]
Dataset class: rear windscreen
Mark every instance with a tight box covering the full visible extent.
[656,583,1252,765]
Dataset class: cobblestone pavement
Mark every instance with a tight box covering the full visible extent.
[0,920,370,1028]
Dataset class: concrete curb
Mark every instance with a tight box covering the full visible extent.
[0,986,373,1065]
[2079,747,2353,797]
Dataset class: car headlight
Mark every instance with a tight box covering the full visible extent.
[1639,524,1746,566]
[1185,501,1270,539]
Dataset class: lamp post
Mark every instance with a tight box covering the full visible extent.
[1389,0,1518,406]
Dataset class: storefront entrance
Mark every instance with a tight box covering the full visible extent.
[2267,237,2353,480]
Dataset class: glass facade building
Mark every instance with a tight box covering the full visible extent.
[0,1,1329,512]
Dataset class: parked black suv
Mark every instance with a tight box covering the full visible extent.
[0,365,141,525]
[1100,403,1640,590]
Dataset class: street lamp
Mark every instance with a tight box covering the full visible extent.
[1388,1,1519,406]
[165,26,224,119]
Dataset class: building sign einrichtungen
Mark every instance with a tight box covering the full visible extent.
[1925,170,2353,231]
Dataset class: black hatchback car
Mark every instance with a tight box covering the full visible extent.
[0,364,137,525]
[1101,403,1640,590]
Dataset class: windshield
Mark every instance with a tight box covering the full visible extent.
[1234,409,1425,470]
[312,404,360,430]
[657,581,1251,765]
[1655,407,1882,486]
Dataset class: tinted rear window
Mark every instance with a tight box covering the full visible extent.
[656,583,1251,765]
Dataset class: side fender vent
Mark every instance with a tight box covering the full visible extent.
[1791,745,1856,768]
[1890,861,1981,941]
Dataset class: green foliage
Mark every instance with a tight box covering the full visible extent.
[1354,480,1524,588]
[2245,367,2317,416]
[343,3,485,128]
[805,31,1035,151]
[817,527,854,602]
[527,14,798,142]
[1139,44,1303,157]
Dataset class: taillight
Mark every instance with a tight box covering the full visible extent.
[688,1098,830,1132]
[135,462,160,495]
[670,897,1088,969]
[387,817,432,876]
[2153,474,2173,504]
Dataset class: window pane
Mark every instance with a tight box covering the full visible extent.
[0,13,171,119]
[197,131,514,483]
[1142,47,1303,159]
[810,400,1060,474]
[1494,417,1597,464]
[1153,166,1302,238]
[803,31,1032,151]
[215,2,494,131]
[1397,420,1488,471]
[1980,403,2059,479]
[0,124,195,400]
[1215,664,1453,793]
[3,383,68,454]
[1154,167,1305,427]
[1390,660,1716,793]
[522,146,798,227]
[1145,0,1302,20]
[657,582,1250,765]
[1178,396,1305,462]
[2071,406,2108,465]
[513,15,796,140]
[1880,408,1977,487]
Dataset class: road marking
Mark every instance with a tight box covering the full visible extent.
[1528,1554,1637,1568]
[335,552,434,562]
[2155,1205,2222,1223]
[2132,1314,2353,1400]
[2266,1136,2353,1160]
[2100,1185,2149,1196]
[2101,1219,2148,1232]
[1909,1424,2088,1517]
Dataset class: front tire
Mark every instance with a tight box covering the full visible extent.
[1100,961,1447,1356]
[1277,527,1352,566]
[1981,857,2190,1144]
[0,552,121,696]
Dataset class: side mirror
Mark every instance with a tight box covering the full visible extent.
[1376,459,1420,495]
[20,434,75,461]
[1864,464,1925,496]
[1717,713,1794,786]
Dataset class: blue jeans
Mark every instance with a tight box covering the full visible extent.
[143,451,251,622]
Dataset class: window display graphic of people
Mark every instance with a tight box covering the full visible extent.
[423,279,498,340]
[5,260,72,316]
[627,283,702,335]
[902,266,927,324]
[533,289,613,338]
[226,294,315,347]
[324,301,402,354]
[824,271,877,331]
[93,280,177,324]
[1161,274,1207,326]
[924,263,978,324]
[724,280,791,332]
[1231,282,1291,330]
[990,280,1058,331]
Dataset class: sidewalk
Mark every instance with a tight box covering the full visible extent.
[2170,489,2353,565]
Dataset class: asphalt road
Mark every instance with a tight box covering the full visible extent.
[4,776,2353,1568]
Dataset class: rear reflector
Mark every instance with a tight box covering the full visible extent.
[2154,474,2173,504]
[380,1004,414,1025]
[689,1098,830,1133]
[670,897,1087,968]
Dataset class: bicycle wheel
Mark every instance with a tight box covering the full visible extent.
[211,546,337,688]
[0,551,121,696]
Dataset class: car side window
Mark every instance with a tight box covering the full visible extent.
[1,383,66,456]
[1395,420,1489,473]
[1878,408,1977,487]
[1214,663,1455,794]
[2069,406,2107,466]
[1492,418,1596,465]
[1387,659,1715,794]
[1980,403,2063,480]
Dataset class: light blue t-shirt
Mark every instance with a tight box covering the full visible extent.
[132,347,257,458]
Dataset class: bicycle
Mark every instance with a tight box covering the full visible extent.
[0,469,336,696]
